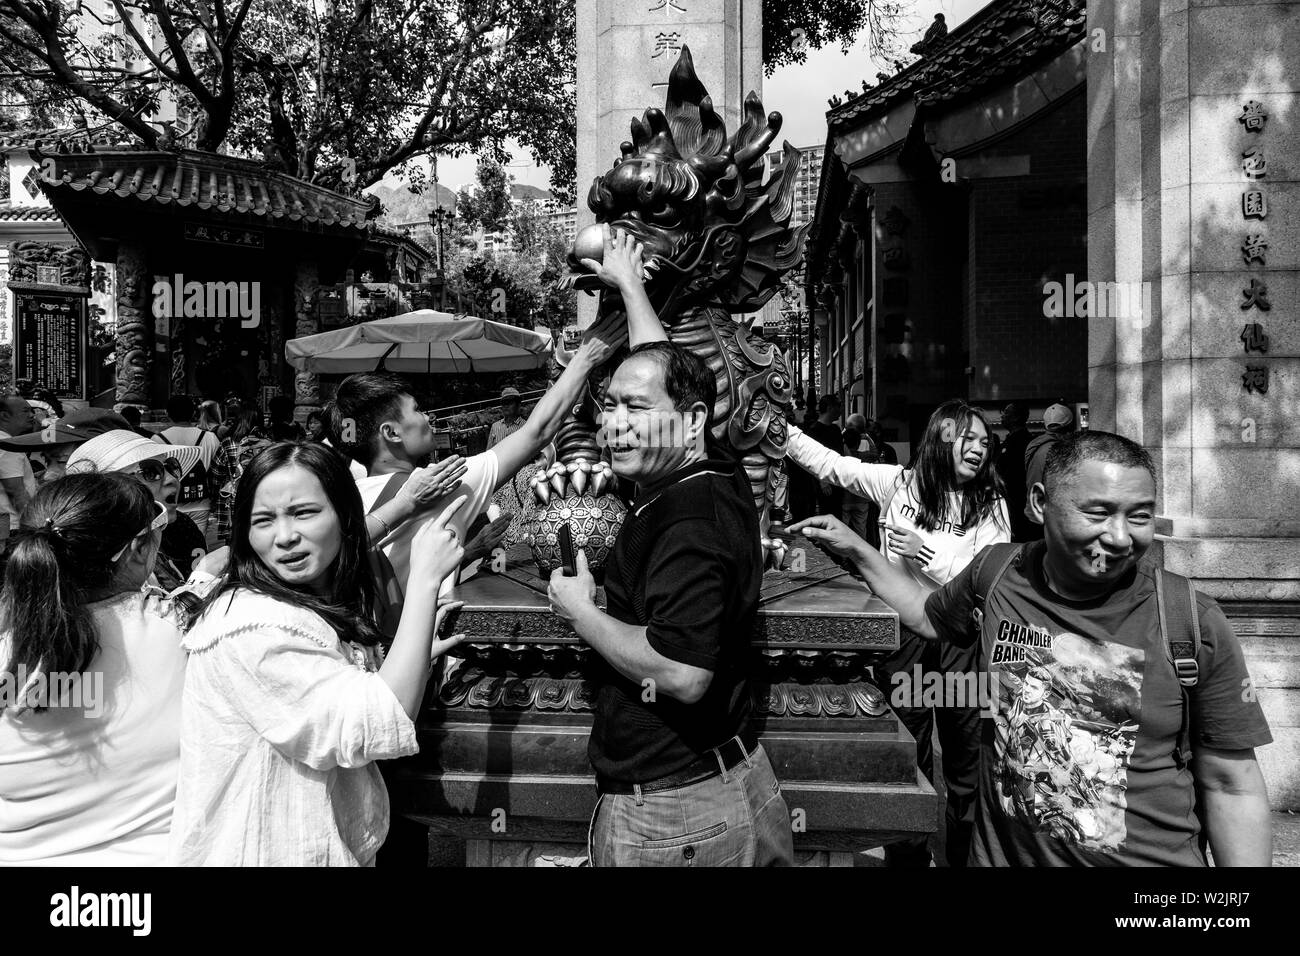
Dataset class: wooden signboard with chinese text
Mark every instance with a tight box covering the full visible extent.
[13,292,86,399]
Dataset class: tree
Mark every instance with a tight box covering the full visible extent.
[0,0,911,200]
[763,0,914,72]
[456,158,514,234]
[510,198,566,260]
[0,0,577,196]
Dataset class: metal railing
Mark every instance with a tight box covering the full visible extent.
[426,389,544,426]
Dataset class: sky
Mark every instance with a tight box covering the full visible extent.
[384,0,988,196]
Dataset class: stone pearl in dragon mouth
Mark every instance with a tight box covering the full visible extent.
[572,224,605,264]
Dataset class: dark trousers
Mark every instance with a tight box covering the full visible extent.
[875,628,981,867]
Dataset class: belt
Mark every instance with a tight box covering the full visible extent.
[596,733,759,795]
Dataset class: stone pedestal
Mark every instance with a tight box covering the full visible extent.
[1088,0,1300,805]
[387,543,938,865]
[574,0,762,327]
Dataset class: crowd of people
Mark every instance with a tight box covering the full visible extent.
[0,226,1275,868]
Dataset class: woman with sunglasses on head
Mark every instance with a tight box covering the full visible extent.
[170,442,467,866]
[0,473,187,865]
[786,399,1010,868]
[67,430,209,590]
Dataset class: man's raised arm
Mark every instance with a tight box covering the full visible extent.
[491,312,627,489]
[579,225,667,349]
[788,514,939,640]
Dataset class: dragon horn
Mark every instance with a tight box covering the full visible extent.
[733,100,784,168]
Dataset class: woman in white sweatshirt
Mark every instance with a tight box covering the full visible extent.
[785,399,1010,867]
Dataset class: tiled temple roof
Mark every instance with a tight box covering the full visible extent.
[828,0,1086,131]
[0,205,61,222]
[32,147,375,231]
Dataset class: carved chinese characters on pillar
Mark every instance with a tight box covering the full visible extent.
[1241,323,1269,354]
[1242,234,1267,266]
[1238,100,1267,133]
[1242,190,1267,220]
[1240,277,1271,311]
[648,0,686,15]
[1237,100,1271,399]
[1242,366,1269,395]
[1242,146,1266,180]
[652,31,683,58]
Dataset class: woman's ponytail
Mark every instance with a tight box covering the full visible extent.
[0,473,155,711]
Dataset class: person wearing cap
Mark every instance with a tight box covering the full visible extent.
[0,395,38,531]
[0,408,132,489]
[487,387,527,450]
[67,429,208,591]
[1023,404,1076,534]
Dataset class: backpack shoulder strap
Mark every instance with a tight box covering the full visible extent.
[1156,567,1202,687]
[1155,567,1202,769]
[157,431,172,445]
[971,542,1024,632]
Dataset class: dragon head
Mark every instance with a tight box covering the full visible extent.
[563,46,810,323]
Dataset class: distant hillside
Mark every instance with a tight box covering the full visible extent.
[367,182,458,225]
[369,181,556,226]
[511,184,554,204]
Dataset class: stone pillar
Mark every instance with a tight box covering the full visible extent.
[1089,0,1300,806]
[575,0,762,328]
[114,242,151,409]
[293,260,322,423]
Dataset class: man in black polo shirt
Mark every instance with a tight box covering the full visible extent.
[548,341,794,867]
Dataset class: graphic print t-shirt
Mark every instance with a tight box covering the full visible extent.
[924,543,1271,866]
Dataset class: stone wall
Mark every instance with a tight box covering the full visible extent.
[1088,0,1300,807]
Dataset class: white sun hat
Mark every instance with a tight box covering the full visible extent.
[66,429,201,478]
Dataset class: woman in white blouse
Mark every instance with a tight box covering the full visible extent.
[786,400,1010,867]
[170,441,466,866]
[0,473,185,865]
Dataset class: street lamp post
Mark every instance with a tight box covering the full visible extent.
[432,154,449,310]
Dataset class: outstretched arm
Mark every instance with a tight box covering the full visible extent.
[789,514,939,639]
[491,311,627,489]
[787,424,901,502]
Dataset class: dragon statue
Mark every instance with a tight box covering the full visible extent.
[527,46,810,575]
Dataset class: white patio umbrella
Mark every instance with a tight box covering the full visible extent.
[285,310,554,374]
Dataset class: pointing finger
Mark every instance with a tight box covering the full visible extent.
[431,494,468,530]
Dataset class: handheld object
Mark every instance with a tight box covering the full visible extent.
[558,523,577,577]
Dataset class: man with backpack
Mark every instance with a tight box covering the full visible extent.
[154,395,221,547]
[792,430,1272,866]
